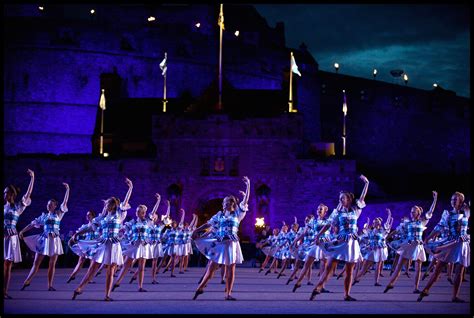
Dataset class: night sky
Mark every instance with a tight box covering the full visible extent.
[254,4,470,98]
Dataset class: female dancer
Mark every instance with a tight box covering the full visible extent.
[353,209,393,286]
[287,215,314,285]
[386,217,412,277]
[113,195,158,292]
[4,169,35,299]
[67,209,100,283]
[309,174,370,301]
[265,222,289,275]
[183,214,198,272]
[193,176,250,300]
[129,197,170,284]
[276,218,300,279]
[71,177,133,301]
[383,191,438,294]
[174,209,188,274]
[293,204,332,293]
[19,182,69,291]
[258,227,280,273]
[418,192,470,303]
[161,209,184,277]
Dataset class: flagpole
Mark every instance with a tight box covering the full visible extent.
[289,53,294,113]
[342,89,347,156]
[163,52,168,113]
[218,3,223,111]
[100,89,105,155]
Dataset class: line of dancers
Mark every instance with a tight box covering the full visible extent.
[4,171,470,303]
[256,176,470,303]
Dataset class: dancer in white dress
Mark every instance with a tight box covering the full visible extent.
[383,191,438,294]
[193,176,250,300]
[19,182,69,291]
[3,169,35,299]
[353,209,393,286]
[67,209,100,283]
[309,175,370,301]
[113,194,158,292]
[418,192,470,303]
[71,177,133,301]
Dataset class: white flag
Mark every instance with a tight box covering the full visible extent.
[159,53,167,76]
[291,55,302,77]
[99,89,106,110]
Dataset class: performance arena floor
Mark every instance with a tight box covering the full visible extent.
[3,267,470,315]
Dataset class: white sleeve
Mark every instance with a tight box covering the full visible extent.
[236,204,247,222]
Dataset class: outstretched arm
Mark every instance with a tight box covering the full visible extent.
[241,176,250,207]
[18,223,35,239]
[384,208,393,231]
[191,213,198,228]
[358,174,369,203]
[24,169,35,202]
[179,208,185,226]
[151,193,161,215]
[294,216,298,225]
[61,182,70,212]
[122,178,133,207]
[425,191,438,220]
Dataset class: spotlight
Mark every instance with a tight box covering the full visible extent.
[334,62,340,73]
[148,16,156,22]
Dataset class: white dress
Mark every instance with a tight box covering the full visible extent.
[75,203,130,266]
[320,200,366,263]
[24,204,68,256]
[195,202,248,265]
[4,196,31,262]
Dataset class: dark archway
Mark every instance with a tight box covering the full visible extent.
[195,198,223,227]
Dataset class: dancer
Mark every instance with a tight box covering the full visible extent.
[276,218,299,278]
[258,227,280,272]
[293,204,332,293]
[265,222,289,275]
[71,177,133,301]
[129,196,170,284]
[183,214,198,272]
[113,195,157,292]
[383,191,438,294]
[287,215,315,286]
[386,217,412,277]
[19,182,70,291]
[4,169,35,299]
[174,209,188,274]
[353,209,393,286]
[193,176,250,300]
[67,209,100,283]
[161,209,185,277]
[309,174,370,301]
[418,192,470,303]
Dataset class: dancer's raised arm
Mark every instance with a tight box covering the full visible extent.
[122,178,133,207]
[240,176,250,208]
[384,208,393,231]
[179,208,185,227]
[424,191,438,221]
[59,183,70,218]
[358,174,369,203]
[151,193,161,216]
[23,169,35,205]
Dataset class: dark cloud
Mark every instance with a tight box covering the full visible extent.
[254,4,470,97]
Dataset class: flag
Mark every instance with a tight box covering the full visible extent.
[99,89,106,110]
[159,53,167,76]
[291,54,301,77]
[218,4,225,30]
[342,90,347,115]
